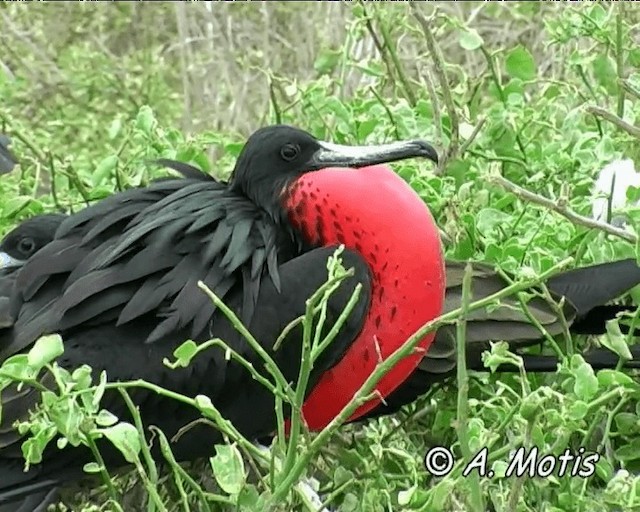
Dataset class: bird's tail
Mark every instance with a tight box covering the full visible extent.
[515,345,640,373]
[546,258,640,333]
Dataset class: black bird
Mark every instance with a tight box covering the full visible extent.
[1,158,640,509]
[0,134,18,174]
[0,215,67,328]
[0,125,445,504]
[157,160,640,420]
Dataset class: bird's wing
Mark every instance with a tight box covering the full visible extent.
[420,258,640,375]
[417,260,580,375]
[0,245,373,503]
[6,178,290,358]
[358,259,640,421]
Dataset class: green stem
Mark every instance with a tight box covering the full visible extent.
[455,263,484,511]
[117,388,162,512]
[84,434,120,504]
[150,426,216,512]
[269,257,575,505]
[196,281,293,401]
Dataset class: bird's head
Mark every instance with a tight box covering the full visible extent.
[229,125,438,219]
[0,214,66,270]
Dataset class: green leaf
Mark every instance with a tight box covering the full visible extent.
[459,28,484,51]
[601,320,633,360]
[107,117,123,140]
[519,390,546,421]
[505,45,536,81]
[135,105,156,136]
[101,422,142,464]
[84,462,102,474]
[476,208,512,236]
[0,354,34,383]
[92,155,118,187]
[210,444,246,495]
[27,334,64,369]
[572,356,599,401]
[615,438,640,461]
[96,410,119,427]
[491,460,509,478]
[592,54,616,93]
[597,369,636,389]
[93,371,108,409]
[595,457,614,482]
[334,466,354,487]
[1,196,35,218]
[71,365,92,389]
[171,340,199,368]
[615,412,640,435]
[314,48,341,75]
[237,485,260,509]
[428,479,455,509]
[398,484,417,506]
[568,400,589,421]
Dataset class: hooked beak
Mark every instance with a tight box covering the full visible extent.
[0,252,23,270]
[310,139,439,170]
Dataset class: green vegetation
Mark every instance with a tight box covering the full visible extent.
[2,2,640,511]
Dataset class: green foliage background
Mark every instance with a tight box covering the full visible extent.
[2,2,640,511]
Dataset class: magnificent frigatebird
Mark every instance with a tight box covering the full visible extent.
[5,211,639,425]
[155,159,640,419]
[0,134,18,174]
[0,125,445,503]
[2,178,640,509]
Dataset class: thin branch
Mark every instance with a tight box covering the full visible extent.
[619,79,640,102]
[488,173,637,244]
[456,263,484,511]
[360,2,417,107]
[368,86,400,140]
[586,105,640,140]
[422,67,442,141]
[459,117,487,156]
[411,6,459,173]
[615,3,625,119]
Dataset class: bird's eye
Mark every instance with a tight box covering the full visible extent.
[280,144,300,162]
[17,237,36,256]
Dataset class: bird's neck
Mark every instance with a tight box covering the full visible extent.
[281,164,445,429]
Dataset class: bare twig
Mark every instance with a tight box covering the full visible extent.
[586,105,640,140]
[368,86,400,140]
[619,79,640,102]
[422,67,442,141]
[359,2,417,106]
[615,4,625,118]
[488,173,638,245]
[459,117,486,156]
[411,5,459,173]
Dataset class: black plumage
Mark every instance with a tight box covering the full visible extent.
[0,215,66,328]
[0,134,18,174]
[0,125,438,504]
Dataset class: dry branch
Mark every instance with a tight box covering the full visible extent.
[488,173,638,245]
[411,5,460,173]
[586,105,640,140]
